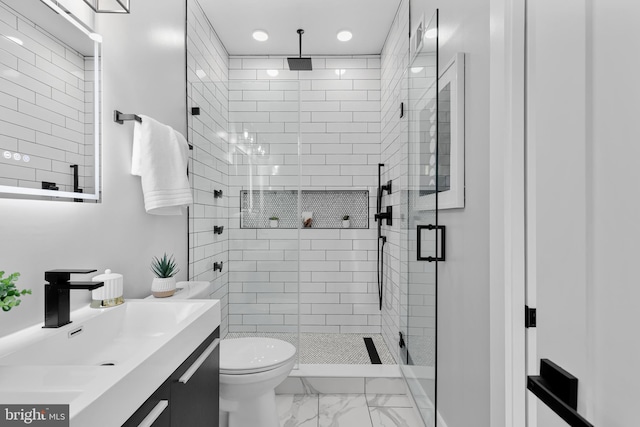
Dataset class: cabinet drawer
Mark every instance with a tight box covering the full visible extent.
[122,380,171,427]
[170,328,220,426]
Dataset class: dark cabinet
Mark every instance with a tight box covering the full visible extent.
[122,328,219,427]
[121,380,171,427]
[171,330,219,425]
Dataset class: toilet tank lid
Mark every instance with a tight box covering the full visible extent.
[220,338,296,372]
[173,281,211,299]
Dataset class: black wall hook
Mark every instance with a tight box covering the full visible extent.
[213,262,223,272]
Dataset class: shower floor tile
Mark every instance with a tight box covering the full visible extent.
[224,332,396,365]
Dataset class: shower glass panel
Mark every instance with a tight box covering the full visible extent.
[401,10,438,427]
[226,79,301,361]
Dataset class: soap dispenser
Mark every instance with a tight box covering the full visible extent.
[91,269,124,308]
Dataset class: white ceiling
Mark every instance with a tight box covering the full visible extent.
[198,0,402,56]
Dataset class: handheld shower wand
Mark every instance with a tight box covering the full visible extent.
[376,164,392,310]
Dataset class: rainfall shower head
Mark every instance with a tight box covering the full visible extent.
[287,29,312,71]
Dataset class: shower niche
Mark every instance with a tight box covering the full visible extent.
[240,190,369,229]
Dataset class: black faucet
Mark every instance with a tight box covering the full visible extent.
[43,269,104,328]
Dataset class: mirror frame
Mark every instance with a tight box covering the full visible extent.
[0,0,102,201]
[434,53,465,210]
[411,52,465,211]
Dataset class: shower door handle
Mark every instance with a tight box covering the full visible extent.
[417,224,445,262]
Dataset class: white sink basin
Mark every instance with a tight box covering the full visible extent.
[0,299,220,426]
[0,300,210,366]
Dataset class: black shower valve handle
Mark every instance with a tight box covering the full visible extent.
[213,261,223,273]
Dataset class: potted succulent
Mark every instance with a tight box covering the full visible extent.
[0,271,31,312]
[269,216,279,228]
[342,215,350,228]
[150,253,179,298]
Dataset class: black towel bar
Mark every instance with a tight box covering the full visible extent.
[527,359,594,427]
[114,110,193,150]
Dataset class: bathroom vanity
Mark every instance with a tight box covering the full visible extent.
[0,299,221,427]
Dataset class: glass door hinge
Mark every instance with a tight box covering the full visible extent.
[525,306,537,328]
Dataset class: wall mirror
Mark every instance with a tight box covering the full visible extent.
[409,35,465,210]
[433,53,464,209]
[0,0,101,201]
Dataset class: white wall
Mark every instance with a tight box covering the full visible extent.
[428,1,492,426]
[380,0,409,364]
[0,0,188,338]
[526,1,588,425]
[590,2,640,424]
[526,1,640,426]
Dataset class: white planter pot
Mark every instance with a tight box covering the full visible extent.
[342,220,350,228]
[151,276,176,298]
[270,220,278,228]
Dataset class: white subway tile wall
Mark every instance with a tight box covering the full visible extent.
[380,0,411,363]
[186,0,394,342]
[186,0,230,336]
[379,0,436,365]
[0,2,95,193]
[228,56,382,335]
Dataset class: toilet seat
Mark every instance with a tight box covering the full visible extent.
[220,338,296,375]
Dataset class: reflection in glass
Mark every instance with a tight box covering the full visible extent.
[0,0,101,201]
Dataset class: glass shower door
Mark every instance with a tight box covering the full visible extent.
[401,10,439,427]
[226,79,301,363]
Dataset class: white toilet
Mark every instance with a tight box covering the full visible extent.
[219,337,296,427]
[148,282,297,427]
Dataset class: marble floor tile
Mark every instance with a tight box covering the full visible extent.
[369,407,424,427]
[318,394,373,427]
[276,393,425,427]
[277,394,319,427]
[366,394,413,408]
[365,378,407,394]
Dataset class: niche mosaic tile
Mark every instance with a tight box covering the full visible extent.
[240,190,369,229]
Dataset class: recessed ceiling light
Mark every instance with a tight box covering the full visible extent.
[267,69,279,77]
[252,30,269,42]
[337,30,352,42]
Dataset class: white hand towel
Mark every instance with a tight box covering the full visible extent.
[131,115,192,215]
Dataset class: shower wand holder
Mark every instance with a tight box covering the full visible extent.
[382,180,392,195]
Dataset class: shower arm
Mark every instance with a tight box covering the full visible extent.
[298,29,303,58]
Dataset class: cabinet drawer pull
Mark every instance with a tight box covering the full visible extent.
[137,400,168,427]
[178,338,220,384]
